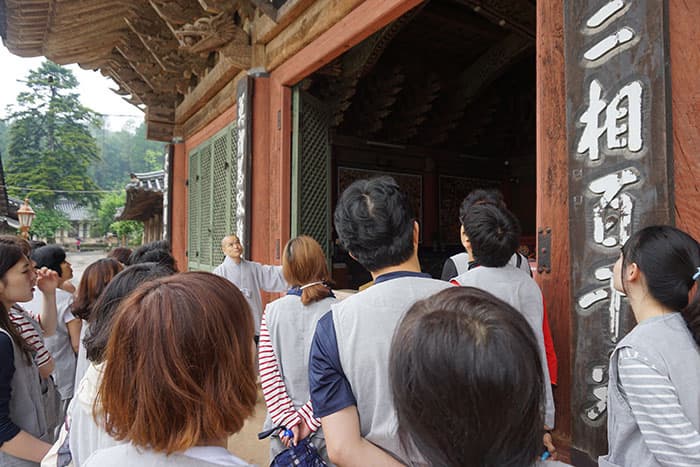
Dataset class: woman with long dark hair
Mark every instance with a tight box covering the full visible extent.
[0,238,52,465]
[259,236,336,463]
[600,226,700,466]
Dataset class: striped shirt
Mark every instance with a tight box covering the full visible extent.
[8,305,51,369]
[259,312,321,431]
[618,347,700,466]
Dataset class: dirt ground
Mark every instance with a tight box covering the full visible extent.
[227,390,270,466]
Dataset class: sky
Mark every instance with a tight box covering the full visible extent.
[0,43,144,131]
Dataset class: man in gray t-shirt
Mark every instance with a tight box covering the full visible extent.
[309,177,452,466]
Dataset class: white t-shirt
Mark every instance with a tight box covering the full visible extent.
[24,288,77,399]
[183,446,250,466]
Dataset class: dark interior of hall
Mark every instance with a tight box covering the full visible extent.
[295,0,537,287]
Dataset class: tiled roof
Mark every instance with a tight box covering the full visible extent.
[126,170,165,192]
[56,198,92,222]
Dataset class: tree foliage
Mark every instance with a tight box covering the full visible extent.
[90,122,164,190]
[30,209,71,240]
[93,191,126,237]
[5,61,101,208]
[110,220,143,246]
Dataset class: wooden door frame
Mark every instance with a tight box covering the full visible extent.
[536,0,572,457]
[251,0,423,266]
[251,0,573,455]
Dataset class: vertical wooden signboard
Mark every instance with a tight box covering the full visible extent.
[236,77,253,256]
[564,1,673,462]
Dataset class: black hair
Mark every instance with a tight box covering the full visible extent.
[28,240,47,252]
[31,244,67,277]
[621,225,700,346]
[462,203,521,267]
[333,176,415,272]
[128,240,177,272]
[0,237,34,362]
[84,262,175,363]
[390,287,544,467]
[458,189,506,224]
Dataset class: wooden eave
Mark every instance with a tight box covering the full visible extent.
[3,0,535,142]
[119,189,163,222]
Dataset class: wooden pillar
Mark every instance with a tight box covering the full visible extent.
[171,143,188,270]
[535,0,572,458]
[251,76,273,266]
[669,0,700,236]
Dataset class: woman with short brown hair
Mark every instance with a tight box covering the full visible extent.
[83,272,257,466]
[259,235,336,463]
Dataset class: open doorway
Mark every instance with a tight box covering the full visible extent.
[290,0,536,289]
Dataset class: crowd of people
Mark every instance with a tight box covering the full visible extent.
[0,176,699,467]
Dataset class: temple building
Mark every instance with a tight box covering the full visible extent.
[2,0,699,463]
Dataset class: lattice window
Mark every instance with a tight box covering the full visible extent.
[292,89,332,264]
[187,123,238,271]
[187,149,201,267]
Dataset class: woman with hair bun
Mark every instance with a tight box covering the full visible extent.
[83,272,257,466]
[259,235,336,463]
[600,226,700,467]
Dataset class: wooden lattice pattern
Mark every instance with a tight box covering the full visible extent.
[295,90,332,263]
[187,123,238,271]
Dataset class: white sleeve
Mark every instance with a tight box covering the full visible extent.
[256,264,288,292]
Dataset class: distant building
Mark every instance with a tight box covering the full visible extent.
[118,171,165,244]
[55,198,97,245]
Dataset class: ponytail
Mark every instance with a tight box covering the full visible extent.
[621,226,700,346]
[682,268,700,347]
[300,282,333,306]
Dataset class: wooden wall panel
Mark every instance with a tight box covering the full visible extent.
[535,0,572,459]
[669,0,700,236]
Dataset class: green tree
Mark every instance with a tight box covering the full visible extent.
[30,209,71,240]
[93,191,126,236]
[5,61,101,208]
[0,120,8,157]
[89,122,164,190]
[110,220,143,246]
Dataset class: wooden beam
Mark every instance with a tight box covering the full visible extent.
[456,0,535,40]
[248,0,280,20]
[264,0,365,71]
[271,0,423,84]
[252,0,316,44]
[419,33,532,144]
[175,45,248,126]
[178,70,247,139]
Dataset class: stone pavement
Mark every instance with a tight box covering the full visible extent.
[64,250,108,286]
[228,391,270,466]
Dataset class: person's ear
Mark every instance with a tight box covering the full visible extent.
[626,262,641,283]
[348,251,358,262]
[413,221,420,247]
